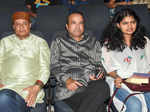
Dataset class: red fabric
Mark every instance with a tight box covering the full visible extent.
[123,78,150,92]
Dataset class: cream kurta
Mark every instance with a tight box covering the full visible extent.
[0,33,50,104]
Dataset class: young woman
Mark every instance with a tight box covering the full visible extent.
[101,8,150,112]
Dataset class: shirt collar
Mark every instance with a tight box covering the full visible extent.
[66,32,88,43]
[13,33,32,41]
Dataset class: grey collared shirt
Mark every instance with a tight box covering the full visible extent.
[50,31,105,100]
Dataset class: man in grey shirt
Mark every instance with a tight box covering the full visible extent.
[50,11,110,112]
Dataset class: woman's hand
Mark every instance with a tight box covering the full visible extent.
[114,77,122,88]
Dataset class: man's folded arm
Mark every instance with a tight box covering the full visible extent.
[36,40,50,88]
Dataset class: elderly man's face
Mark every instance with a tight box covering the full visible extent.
[13,19,31,39]
[66,13,84,41]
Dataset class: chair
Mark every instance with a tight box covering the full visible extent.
[0,0,27,34]
[77,4,109,40]
[36,5,69,46]
[45,75,74,112]
[45,75,59,112]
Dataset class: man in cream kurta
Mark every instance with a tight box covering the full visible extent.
[0,11,50,112]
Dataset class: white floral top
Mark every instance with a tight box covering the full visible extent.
[101,37,150,111]
[101,37,150,78]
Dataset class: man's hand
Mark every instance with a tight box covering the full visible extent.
[66,78,83,91]
[114,77,122,88]
[23,85,40,107]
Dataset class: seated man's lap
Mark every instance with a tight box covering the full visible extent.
[0,89,29,112]
[30,102,47,112]
[0,89,47,112]
[62,80,110,112]
[54,100,74,112]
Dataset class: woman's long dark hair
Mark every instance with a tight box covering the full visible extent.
[101,8,146,52]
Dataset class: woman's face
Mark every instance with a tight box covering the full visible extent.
[117,16,137,37]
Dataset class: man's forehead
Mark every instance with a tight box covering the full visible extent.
[68,14,84,22]
[14,19,29,24]
[69,13,83,18]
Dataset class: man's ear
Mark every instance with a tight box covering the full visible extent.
[30,23,31,28]
[12,24,15,30]
[117,23,120,29]
[66,24,68,30]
